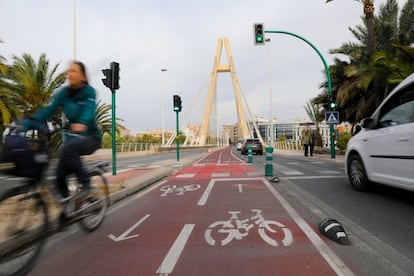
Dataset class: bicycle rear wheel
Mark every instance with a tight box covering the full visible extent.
[78,173,109,232]
[0,188,49,276]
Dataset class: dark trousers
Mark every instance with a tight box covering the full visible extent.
[304,143,314,157]
[56,136,101,198]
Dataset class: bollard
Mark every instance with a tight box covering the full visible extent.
[247,145,253,163]
[265,146,273,176]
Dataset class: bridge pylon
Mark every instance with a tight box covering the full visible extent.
[196,37,250,146]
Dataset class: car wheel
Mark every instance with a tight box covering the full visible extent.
[347,154,370,191]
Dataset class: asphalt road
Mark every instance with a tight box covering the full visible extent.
[29,147,355,275]
[234,148,414,275]
[4,146,413,275]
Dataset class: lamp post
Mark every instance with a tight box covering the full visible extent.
[265,38,274,147]
[161,68,168,146]
[73,0,77,59]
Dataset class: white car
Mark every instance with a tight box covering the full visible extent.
[236,139,245,151]
[345,72,414,192]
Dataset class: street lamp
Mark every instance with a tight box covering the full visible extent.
[73,0,77,59]
[266,38,274,147]
[161,68,168,146]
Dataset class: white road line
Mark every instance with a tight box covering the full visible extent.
[317,170,342,175]
[282,171,304,176]
[175,173,196,178]
[275,163,304,176]
[280,175,347,180]
[197,177,354,275]
[197,179,216,206]
[156,224,195,275]
[211,173,230,177]
[263,178,355,276]
[218,151,223,164]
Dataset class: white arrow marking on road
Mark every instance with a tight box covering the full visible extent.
[108,214,150,242]
[233,183,247,193]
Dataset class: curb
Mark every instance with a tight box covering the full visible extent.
[109,167,173,204]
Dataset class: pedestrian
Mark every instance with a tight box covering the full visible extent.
[302,129,311,157]
[310,130,317,156]
[25,61,102,201]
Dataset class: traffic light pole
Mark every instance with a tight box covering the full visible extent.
[175,111,180,161]
[264,30,336,159]
[111,89,117,175]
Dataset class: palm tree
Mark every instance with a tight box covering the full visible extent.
[8,53,65,116]
[326,0,377,58]
[320,0,414,124]
[96,99,124,136]
[0,40,24,135]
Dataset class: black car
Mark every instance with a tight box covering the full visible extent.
[241,139,263,155]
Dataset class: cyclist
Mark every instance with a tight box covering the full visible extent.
[25,61,102,205]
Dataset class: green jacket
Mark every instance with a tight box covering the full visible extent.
[32,85,101,139]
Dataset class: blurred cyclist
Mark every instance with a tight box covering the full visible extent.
[26,61,102,201]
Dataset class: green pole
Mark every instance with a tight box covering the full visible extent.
[111,90,117,175]
[176,111,180,161]
[265,30,335,159]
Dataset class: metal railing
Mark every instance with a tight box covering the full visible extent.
[115,143,159,153]
[274,140,303,151]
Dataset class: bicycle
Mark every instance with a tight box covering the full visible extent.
[0,123,110,276]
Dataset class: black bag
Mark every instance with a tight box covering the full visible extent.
[2,126,49,179]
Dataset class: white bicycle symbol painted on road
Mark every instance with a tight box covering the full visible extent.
[160,184,201,197]
[205,209,293,247]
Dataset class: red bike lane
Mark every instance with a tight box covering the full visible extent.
[30,147,356,275]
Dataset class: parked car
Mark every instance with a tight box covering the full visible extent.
[241,138,263,155]
[345,72,414,192]
[236,139,245,151]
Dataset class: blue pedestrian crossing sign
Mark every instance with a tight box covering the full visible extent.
[325,111,339,124]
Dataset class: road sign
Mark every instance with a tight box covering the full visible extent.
[325,111,339,125]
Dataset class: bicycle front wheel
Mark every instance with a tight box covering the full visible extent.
[0,188,49,276]
[78,173,109,233]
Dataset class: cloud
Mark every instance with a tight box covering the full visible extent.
[1,0,403,132]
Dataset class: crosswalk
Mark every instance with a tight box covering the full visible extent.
[275,161,345,179]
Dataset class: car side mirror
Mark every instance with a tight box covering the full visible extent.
[361,118,375,129]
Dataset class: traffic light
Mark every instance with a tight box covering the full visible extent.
[253,23,265,45]
[329,96,337,110]
[173,95,182,112]
[111,62,120,90]
[102,68,113,89]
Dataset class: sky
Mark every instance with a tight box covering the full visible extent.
[1,0,408,133]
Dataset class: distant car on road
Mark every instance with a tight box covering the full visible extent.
[345,72,414,192]
[241,139,263,155]
[236,139,245,151]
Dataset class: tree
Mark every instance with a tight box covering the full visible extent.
[96,99,124,136]
[326,0,377,58]
[0,40,26,136]
[8,53,65,116]
[320,0,414,124]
